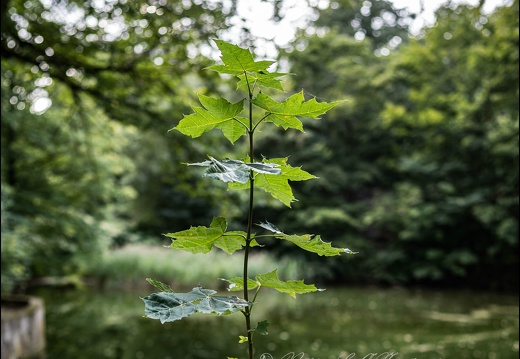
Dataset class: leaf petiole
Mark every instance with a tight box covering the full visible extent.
[232,116,251,132]
[252,112,273,132]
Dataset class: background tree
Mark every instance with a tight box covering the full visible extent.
[2,0,517,293]
[312,0,413,50]
[1,0,235,291]
[258,0,518,290]
[372,1,519,289]
[255,0,412,282]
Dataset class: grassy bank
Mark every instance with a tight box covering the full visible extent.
[86,243,301,290]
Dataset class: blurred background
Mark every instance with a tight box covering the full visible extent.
[1,0,518,358]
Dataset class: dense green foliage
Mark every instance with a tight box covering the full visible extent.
[1,0,233,292]
[1,93,133,288]
[1,0,518,295]
[258,0,519,290]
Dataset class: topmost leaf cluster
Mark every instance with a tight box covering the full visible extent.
[206,40,286,91]
[173,40,344,144]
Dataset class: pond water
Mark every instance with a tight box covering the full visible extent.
[31,286,518,359]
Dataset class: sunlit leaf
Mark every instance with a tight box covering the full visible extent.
[213,232,248,254]
[252,91,344,131]
[165,217,253,255]
[257,221,356,256]
[221,277,260,292]
[165,217,225,254]
[229,157,316,207]
[237,71,288,92]
[218,116,249,143]
[256,158,315,207]
[256,269,323,298]
[206,40,274,75]
[210,216,227,232]
[281,234,350,257]
[173,95,244,139]
[142,286,250,323]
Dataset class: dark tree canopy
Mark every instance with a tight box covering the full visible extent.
[313,0,413,50]
[258,0,519,290]
[1,0,236,127]
[1,0,236,291]
[1,0,518,292]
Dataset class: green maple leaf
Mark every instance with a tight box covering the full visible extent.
[222,270,321,299]
[146,278,174,293]
[164,217,252,254]
[206,40,288,93]
[221,277,260,292]
[142,286,250,323]
[218,116,249,144]
[237,71,288,92]
[173,94,244,142]
[281,234,351,256]
[256,269,323,298]
[257,220,356,256]
[250,320,270,335]
[206,40,274,75]
[164,217,224,254]
[229,157,316,207]
[213,231,250,255]
[252,91,344,131]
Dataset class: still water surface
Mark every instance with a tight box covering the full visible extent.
[32,286,518,359]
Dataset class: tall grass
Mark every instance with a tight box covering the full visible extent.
[86,243,300,290]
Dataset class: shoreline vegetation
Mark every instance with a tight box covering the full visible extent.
[22,243,519,297]
[25,243,302,292]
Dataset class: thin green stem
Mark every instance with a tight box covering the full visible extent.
[232,116,249,132]
[243,70,255,359]
[252,112,272,132]
[248,286,262,312]
[222,233,248,240]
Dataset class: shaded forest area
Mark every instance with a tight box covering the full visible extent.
[1,0,518,293]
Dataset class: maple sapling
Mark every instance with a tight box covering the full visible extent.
[141,40,355,359]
